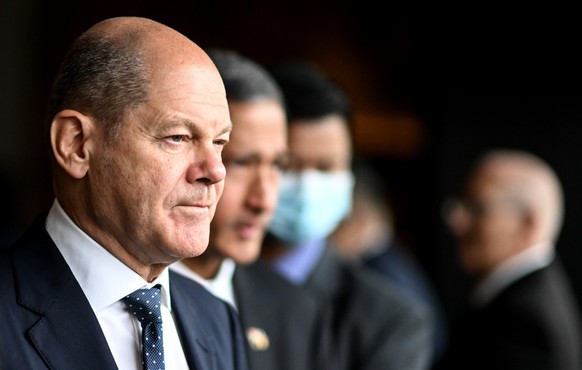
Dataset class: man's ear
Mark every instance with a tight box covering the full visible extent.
[50,109,97,179]
[518,207,539,245]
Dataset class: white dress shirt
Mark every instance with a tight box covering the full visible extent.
[45,199,190,370]
[171,259,237,309]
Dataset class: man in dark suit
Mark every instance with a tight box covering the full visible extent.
[331,158,449,365]
[260,61,435,370]
[0,17,249,370]
[438,149,582,370]
[171,48,329,370]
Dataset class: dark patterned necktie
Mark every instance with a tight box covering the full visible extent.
[122,284,165,370]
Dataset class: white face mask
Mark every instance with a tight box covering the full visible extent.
[268,169,355,244]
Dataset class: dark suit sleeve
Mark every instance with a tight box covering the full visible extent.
[358,274,435,370]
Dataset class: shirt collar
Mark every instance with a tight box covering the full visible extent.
[45,199,172,312]
[170,258,237,308]
[273,239,326,285]
[471,241,555,307]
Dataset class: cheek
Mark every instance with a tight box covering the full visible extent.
[222,171,249,202]
[267,172,282,203]
[212,204,232,234]
[215,179,225,202]
[142,157,185,202]
[457,223,487,266]
[209,203,238,257]
[122,167,166,210]
[93,151,135,203]
[460,220,510,270]
[213,184,243,228]
[264,186,280,216]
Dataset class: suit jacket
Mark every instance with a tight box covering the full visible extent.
[233,261,330,370]
[305,243,434,370]
[363,238,449,362]
[0,215,250,370]
[438,258,582,370]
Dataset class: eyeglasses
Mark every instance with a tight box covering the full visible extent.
[442,195,525,226]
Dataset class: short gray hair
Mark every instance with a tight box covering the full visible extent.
[45,28,150,142]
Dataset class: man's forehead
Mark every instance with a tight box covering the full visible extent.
[150,64,225,98]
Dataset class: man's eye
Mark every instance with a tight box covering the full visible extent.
[168,135,188,143]
[214,139,228,147]
[274,158,289,171]
[227,158,251,167]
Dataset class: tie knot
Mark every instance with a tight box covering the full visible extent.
[122,285,163,325]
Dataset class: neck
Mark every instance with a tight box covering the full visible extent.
[181,252,224,279]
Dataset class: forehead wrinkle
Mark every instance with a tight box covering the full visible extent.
[149,93,228,109]
[155,89,227,102]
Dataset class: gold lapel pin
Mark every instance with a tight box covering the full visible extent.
[246,327,270,351]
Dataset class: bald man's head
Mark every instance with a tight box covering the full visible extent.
[45,16,222,141]
[46,17,231,276]
[448,149,564,277]
[470,150,564,242]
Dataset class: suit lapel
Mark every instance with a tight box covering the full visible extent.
[233,265,277,368]
[306,244,343,301]
[170,271,216,370]
[13,219,118,370]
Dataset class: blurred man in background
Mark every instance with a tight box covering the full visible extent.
[438,148,582,370]
[331,157,448,365]
[261,60,434,370]
[171,48,329,370]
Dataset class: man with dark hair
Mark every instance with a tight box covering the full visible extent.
[172,48,329,370]
[261,61,435,370]
[0,17,249,370]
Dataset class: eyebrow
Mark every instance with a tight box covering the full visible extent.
[220,120,234,135]
[165,117,233,136]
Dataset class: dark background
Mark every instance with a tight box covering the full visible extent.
[2,1,582,324]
